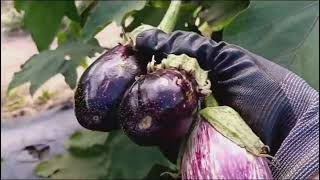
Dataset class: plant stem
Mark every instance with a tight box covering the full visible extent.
[157,0,182,33]
[128,0,182,46]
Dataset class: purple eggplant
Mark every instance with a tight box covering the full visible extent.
[119,68,199,146]
[74,44,146,131]
[181,118,272,179]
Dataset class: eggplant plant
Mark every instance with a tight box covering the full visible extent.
[4,0,318,179]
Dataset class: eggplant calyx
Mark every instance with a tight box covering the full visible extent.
[200,106,273,158]
[147,54,212,96]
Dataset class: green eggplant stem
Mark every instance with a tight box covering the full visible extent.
[157,0,182,33]
[128,0,182,47]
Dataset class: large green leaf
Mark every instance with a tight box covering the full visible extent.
[288,19,319,90]
[35,130,109,179]
[124,1,199,32]
[197,0,250,37]
[7,40,103,95]
[103,131,172,179]
[35,131,172,179]
[14,1,80,51]
[123,1,169,32]
[82,1,146,42]
[224,1,319,90]
[35,151,110,179]
[57,21,82,46]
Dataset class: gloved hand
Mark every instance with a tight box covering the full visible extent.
[135,29,319,179]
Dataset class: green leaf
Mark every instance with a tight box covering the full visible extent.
[79,1,97,27]
[123,1,169,32]
[57,21,82,45]
[14,1,80,51]
[82,1,146,42]
[224,1,319,90]
[35,130,109,179]
[35,152,110,179]
[35,131,172,179]
[65,130,108,150]
[198,0,250,37]
[124,1,198,32]
[7,40,103,95]
[64,1,80,22]
[287,19,319,90]
[104,131,172,179]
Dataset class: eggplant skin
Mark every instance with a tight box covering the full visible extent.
[119,68,199,146]
[181,119,273,179]
[74,44,145,132]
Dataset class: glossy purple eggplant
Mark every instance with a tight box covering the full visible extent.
[119,68,199,146]
[74,44,146,131]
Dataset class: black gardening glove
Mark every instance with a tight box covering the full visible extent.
[135,29,319,179]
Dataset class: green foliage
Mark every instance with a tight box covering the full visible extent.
[123,1,168,32]
[35,131,172,179]
[35,150,110,179]
[124,1,199,32]
[35,130,109,179]
[289,20,319,90]
[10,0,318,95]
[65,130,108,150]
[9,0,249,95]
[224,1,319,90]
[14,1,80,51]
[198,0,250,37]
[57,21,82,45]
[8,40,103,95]
[82,1,146,42]
[105,132,172,179]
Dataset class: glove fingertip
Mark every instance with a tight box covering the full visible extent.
[136,29,167,50]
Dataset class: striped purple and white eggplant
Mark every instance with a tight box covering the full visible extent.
[181,117,272,179]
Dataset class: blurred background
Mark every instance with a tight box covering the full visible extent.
[1,1,122,120]
[1,1,319,179]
